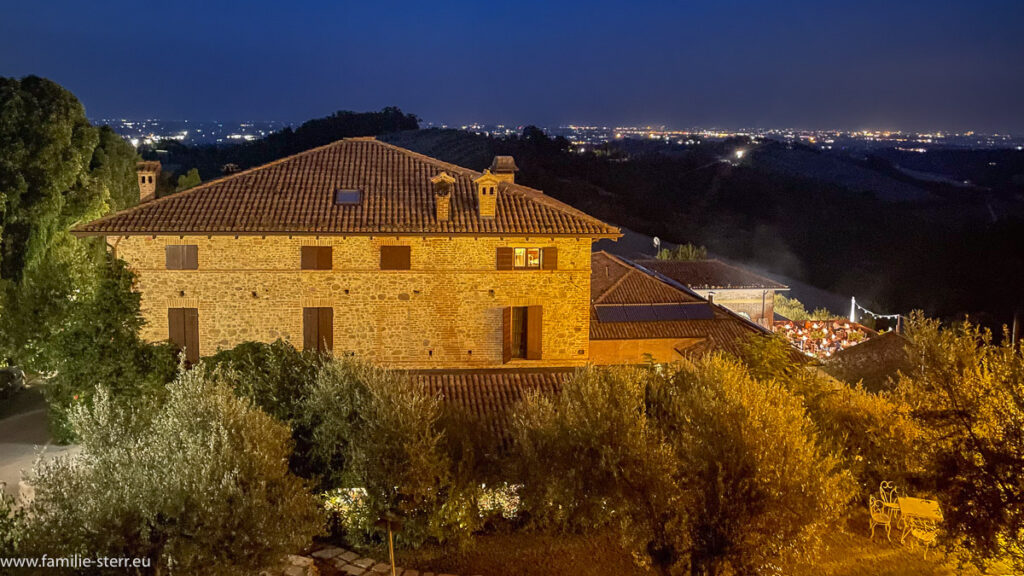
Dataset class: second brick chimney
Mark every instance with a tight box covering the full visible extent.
[488,156,518,183]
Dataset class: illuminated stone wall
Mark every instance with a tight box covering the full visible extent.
[692,288,776,327]
[115,235,593,368]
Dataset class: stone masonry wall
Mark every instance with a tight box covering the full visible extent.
[115,235,593,368]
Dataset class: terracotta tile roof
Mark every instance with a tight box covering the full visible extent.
[590,252,766,355]
[636,259,788,290]
[409,368,571,441]
[73,138,620,238]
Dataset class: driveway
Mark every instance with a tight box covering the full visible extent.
[0,408,79,499]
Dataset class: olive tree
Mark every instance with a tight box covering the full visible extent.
[654,355,849,575]
[22,366,323,575]
[300,359,478,548]
[897,312,1024,571]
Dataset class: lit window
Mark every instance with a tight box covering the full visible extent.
[513,248,541,269]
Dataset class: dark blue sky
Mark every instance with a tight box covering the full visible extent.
[2,0,1022,131]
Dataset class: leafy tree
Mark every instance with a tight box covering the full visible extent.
[22,366,323,575]
[511,360,846,576]
[897,312,1024,570]
[205,339,322,422]
[175,167,201,191]
[739,334,921,492]
[656,243,708,261]
[651,356,848,575]
[299,359,477,548]
[511,366,683,575]
[0,76,140,369]
[45,256,177,442]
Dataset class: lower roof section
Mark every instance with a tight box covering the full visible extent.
[407,368,572,442]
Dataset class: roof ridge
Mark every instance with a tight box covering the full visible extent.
[72,138,357,233]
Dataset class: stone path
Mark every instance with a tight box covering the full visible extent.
[269,546,478,576]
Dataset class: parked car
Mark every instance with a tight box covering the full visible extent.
[0,366,26,401]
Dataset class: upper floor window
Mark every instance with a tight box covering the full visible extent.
[165,245,198,270]
[380,245,411,270]
[301,246,332,270]
[514,248,541,269]
[496,247,558,270]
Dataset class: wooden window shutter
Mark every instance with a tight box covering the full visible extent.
[526,305,543,360]
[380,246,411,270]
[183,308,200,364]
[166,245,198,269]
[168,308,185,349]
[183,245,198,269]
[301,246,317,269]
[303,308,318,351]
[165,245,182,269]
[502,307,513,363]
[318,308,333,352]
[541,247,558,270]
[496,247,514,270]
[318,247,333,270]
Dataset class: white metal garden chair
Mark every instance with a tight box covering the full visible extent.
[879,481,901,525]
[901,516,939,558]
[868,495,892,541]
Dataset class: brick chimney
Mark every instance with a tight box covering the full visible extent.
[488,156,518,183]
[430,172,456,222]
[137,161,161,203]
[473,170,501,218]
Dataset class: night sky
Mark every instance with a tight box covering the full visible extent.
[2,0,1022,131]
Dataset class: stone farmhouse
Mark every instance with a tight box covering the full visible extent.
[73,138,764,387]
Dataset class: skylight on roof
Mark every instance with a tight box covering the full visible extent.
[334,189,361,205]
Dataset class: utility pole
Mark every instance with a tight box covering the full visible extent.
[850,297,856,323]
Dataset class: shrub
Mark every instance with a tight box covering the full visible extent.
[0,484,24,558]
[741,335,923,491]
[511,361,848,576]
[205,339,323,422]
[299,359,478,548]
[652,355,850,575]
[510,366,688,575]
[22,366,323,575]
